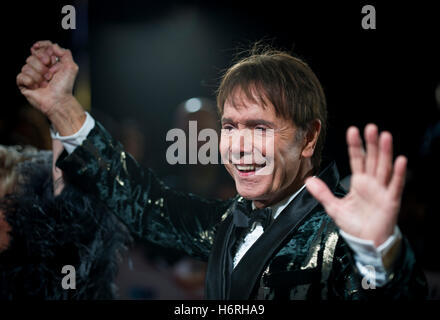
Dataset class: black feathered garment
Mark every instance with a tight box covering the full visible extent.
[0,151,131,299]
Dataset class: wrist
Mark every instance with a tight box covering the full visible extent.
[47,95,86,136]
[374,225,395,248]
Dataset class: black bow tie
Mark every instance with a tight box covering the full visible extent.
[232,199,274,232]
[248,207,273,231]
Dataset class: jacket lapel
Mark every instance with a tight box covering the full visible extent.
[229,161,340,299]
[204,199,250,299]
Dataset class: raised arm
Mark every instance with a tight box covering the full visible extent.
[17,40,231,260]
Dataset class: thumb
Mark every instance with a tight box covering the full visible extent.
[20,87,37,99]
[305,177,339,218]
[20,87,43,107]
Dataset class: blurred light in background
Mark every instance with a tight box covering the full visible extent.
[184,97,202,113]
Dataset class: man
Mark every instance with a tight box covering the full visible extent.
[16,40,427,299]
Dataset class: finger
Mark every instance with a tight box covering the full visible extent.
[16,73,34,89]
[52,44,78,77]
[32,40,53,50]
[43,66,58,82]
[306,177,340,219]
[43,71,52,81]
[26,55,49,74]
[31,47,51,66]
[44,46,54,58]
[21,64,43,84]
[376,131,393,185]
[347,126,365,174]
[389,156,407,201]
[40,79,50,88]
[48,62,62,74]
[50,55,59,66]
[20,86,39,100]
[52,43,73,63]
[52,43,66,55]
[45,61,65,81]
[364,124,379,175]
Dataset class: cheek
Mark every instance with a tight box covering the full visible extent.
[219,136,229,160]
[219,137,233,174]
[263,136,275,159]
[274,143,301,178]
[219,136,226,152]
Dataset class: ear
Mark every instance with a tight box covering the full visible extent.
[301,119,321,159]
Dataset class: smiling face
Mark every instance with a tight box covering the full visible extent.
[219,87,316,208]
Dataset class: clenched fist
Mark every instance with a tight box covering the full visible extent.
[17,40,86,136]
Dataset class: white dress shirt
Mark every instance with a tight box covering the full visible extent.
[51,112,402,287]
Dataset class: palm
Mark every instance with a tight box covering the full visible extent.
[306,125,407,247]
[331,173,399,244]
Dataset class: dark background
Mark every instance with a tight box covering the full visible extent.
[3,1,439,176]
[1,0,439,298]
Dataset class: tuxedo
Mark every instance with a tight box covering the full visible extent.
[56,121,427,300]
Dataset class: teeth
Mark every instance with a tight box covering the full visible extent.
[236,165,255,171]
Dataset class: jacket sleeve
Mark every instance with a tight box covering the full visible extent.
[55,121,232,261]
[328,236,428,300]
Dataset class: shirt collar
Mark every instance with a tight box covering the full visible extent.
[251,182,309,220]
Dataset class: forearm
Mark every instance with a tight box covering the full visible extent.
[47,95,86,136]
[52,139,66,196]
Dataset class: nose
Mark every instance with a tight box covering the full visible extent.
[230,128,253,163]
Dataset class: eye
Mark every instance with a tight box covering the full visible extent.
[255,126,267,132]
[222,124,234,131]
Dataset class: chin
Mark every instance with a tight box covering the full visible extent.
[235,182,268,201]
[226,164,273,200]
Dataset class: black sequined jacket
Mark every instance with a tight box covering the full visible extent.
[56,121,428,300]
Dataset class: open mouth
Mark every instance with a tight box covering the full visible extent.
[234,163,266,176]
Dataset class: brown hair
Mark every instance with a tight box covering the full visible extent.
[216,45,327,171]
[0,145,39,198]
[0,146,24,252]
[0,147,22,198]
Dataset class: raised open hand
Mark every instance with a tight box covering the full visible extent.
[306,124,407,247]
